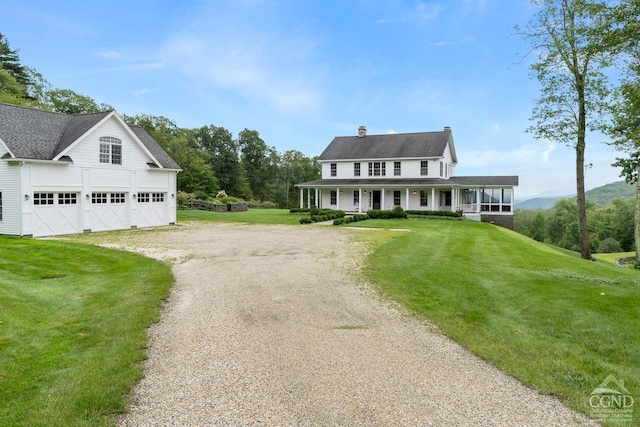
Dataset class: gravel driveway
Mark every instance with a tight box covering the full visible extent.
[113,223,597,426]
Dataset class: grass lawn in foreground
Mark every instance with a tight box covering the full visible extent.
[353,218,640,425]
[0,237,173,427]
[178,208,303,225]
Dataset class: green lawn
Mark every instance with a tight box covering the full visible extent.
[3,210,639,425]
[178,208,304,225]
[0,237,173,427]
[353,218,640,425]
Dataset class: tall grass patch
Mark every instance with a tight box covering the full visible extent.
[366,220,640,424]
[0,237,173,426]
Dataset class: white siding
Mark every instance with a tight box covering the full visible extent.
[0,160,21,235]
[64,117,156,169]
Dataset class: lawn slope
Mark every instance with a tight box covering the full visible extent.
[364,219,640,424]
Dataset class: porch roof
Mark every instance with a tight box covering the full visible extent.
[296,176,519,188]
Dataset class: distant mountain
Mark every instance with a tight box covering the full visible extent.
[585,181,635,206]
[516,181,634,210]
[515,196,566,210]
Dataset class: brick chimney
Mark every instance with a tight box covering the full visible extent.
[358,126,366,137]
[444,126,451,132]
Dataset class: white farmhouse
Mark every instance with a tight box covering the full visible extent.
[0,103,181,237]
[297,126,518,229]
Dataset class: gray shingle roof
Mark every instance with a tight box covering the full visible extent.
[0,103,180,170]
[318,131,458,163]
[130,125,181,170]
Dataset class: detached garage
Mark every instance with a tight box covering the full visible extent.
[0,103,181,237]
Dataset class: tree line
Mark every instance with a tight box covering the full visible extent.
[0,33,320,208]
[516,197,634,254]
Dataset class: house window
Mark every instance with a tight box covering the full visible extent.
[34,193,54,205]
[440,161,444,177]
[394,162,401,176]
[353,190,359,205]
[330,163,337,177]
[92,193,108,204]
[152,193,165,202]
[58,193,77,205]
[481,188,512,212]
[420,191,428,207]
[111,193,126,204]
[330,190,337,205]
[354,163,361,177]
[420,161,428,176]
[99,136,122,165]
[138,193,150,203]
[369,162,385,176]
[393,191,401,206]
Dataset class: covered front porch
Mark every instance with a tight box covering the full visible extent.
[297,185,504,214]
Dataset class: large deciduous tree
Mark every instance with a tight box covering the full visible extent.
[194,125,241,195]
[518,0,613,260]
[606,0,640,264]
[237,129,278,201]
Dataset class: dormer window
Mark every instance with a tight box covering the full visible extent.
[99,136,122,165]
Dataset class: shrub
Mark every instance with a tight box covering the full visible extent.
[176,191,194,209]
[289,208,309,213]
[367,208,407,219]
[299,217,313,224]
[598,237,623,253]
[406,210,462,218]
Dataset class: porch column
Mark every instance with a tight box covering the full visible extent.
[307,188,311,209]
[358,188,362,213]
[405,188,410,210]
[315,188,319,209]
[300,188,304,208]
[431,188,436,210]
[452,187,457,212]
[336,188,340,210]
[381,188,385,210]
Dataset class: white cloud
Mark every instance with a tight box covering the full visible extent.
[541,140,556,164]
[415,3,443,21]
[158,26,323,115]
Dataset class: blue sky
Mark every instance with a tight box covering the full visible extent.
[1,0,625,199]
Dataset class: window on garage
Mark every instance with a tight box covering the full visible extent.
[92,193,108,204]
[58,193,77,205]
[99,137,122,165]
[111,193,126,203]
[34,193,54,205]
[152,193,164,202]
[138,193,150,203]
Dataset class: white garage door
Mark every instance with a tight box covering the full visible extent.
[32,192,81,237]
[136,192,168,227]
[90,192,130,232]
